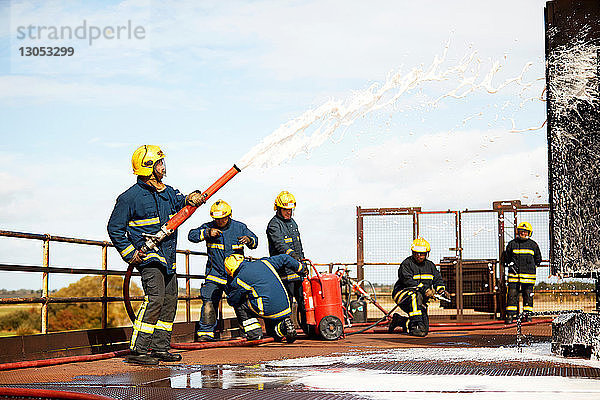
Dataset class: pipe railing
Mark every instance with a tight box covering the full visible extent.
[0,230,207,333]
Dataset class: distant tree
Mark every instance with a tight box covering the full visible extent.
[0,308,40,335]
[48,275,142,331]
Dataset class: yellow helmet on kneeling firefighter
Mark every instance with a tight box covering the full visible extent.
[411,237,431,253]
[131,145,165,176]
[224,254,244,276]
[210,200,232,219]
[517,221,533,237]
[274,191,296,211]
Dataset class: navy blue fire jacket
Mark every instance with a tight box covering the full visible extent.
[392,256,446,298]
[266,214,305,282]
[107,177,186,274]
[226,254,303,319]
[188,219,258,285]
[504,237,542,284]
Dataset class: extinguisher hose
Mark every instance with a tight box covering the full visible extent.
[345,303,400,336]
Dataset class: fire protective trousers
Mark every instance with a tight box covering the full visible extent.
[130,264,178,353]
[506,282,534,316]
[392,289,430,333]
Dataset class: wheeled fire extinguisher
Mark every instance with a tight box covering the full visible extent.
[302,260,344,340]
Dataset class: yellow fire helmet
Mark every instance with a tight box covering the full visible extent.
[274,191,296,211]
[517,221,533,236]
[224,254,244,276]
[411,237,431,253]
[210,199,232,219]
[131,145,165,176]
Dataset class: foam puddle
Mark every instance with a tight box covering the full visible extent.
[267,344,600,398]
[167,344,600,397]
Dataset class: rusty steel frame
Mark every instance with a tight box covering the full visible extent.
[0,230,207,333]
[356,201,552,321]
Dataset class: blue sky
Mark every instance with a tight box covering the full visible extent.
[0,0,549,289]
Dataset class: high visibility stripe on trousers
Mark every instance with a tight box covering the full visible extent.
[130,296,154,350]
[393,290,421,317]
[242,318,262,333]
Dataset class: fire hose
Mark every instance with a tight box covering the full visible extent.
[123,164,241,322]
[0,388,116,400]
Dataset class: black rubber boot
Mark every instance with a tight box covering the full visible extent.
[408,320,427,337]
[150,350,182,362]
[126,351,159,365]
[388,313,408,333]
[283,318,297,343]
[246,328,264,341]
[505,315,515,324]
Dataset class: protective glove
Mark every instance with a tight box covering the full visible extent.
[238,236,252,245]
[424,288,436,299]
[299,261,309,277]
[438,289,451,299]
[208,228,222,238]
[186,190,203,207]
[129,249,146,265]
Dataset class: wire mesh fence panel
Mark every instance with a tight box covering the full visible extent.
[461,211,499,260]
[417,212,457,264]
[363,214,414,264]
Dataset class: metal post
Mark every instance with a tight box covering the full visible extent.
[41,236,49,334]
[456,212,463,322]
[413,211,419,239]
[595,276,600,313]
[356,207,364,283]
[497,210,506,319]
[185,252,191,323]
[101,244,108,329]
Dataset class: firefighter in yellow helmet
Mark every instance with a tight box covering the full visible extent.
[266,191,308,332]
[503,221,542,323]
[388,238,450,337]
[188,200,258,341]
[108,145,203,365]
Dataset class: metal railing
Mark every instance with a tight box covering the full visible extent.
[0,230,206,333]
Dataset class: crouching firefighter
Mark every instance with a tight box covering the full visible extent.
[224,254,306,343]
[188,200,258,341]
[388,238,450,337]
[107,145,203,365]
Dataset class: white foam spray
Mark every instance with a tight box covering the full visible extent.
[236,44,536,170]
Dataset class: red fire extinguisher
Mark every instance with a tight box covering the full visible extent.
[301,260,344,340]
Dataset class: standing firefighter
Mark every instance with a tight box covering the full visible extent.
[388,238,449,337]
[503,221,542,323]
[266,191,307,329]
[188,200,258,341]
[108,145,203,365]
[224,254,303,342]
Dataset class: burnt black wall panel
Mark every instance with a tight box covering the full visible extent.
[545,0,600,276]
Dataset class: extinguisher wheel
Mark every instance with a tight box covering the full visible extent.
[318,315,343,341]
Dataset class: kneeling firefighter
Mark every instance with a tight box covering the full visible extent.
[188,200,258,341]
[224,254,306,342]
[388,238,450,337]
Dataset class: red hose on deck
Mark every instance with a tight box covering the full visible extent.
[0,387,116,400]
[0,350,131,372]
[0,337,276,371]
[377,318,553,334]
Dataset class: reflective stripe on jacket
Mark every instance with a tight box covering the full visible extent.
[392,256,446,298]
[503,237,542,283]
[107,177,186,274]
[266,214,304,281]
[188,219,258,283]
[226,254,300,319]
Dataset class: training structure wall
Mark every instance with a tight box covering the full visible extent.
[545,0,600,276]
